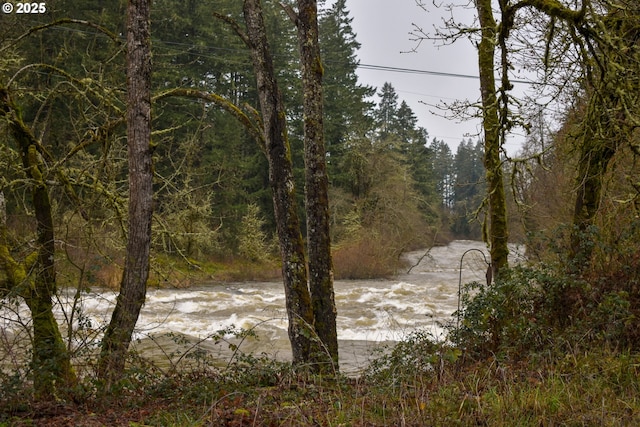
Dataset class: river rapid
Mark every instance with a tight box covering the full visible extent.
[1,240,524,375]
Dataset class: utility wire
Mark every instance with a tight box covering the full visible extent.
[359,63,480,80]
[357,62,538,85]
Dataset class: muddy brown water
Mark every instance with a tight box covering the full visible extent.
[1,240,524,375]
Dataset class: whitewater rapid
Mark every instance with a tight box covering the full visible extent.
[1,240,525,374]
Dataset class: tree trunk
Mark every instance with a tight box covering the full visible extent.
[566,7,637,271]
[568,105,618,271]
[98,0,153,382]
[243,0,316,365]
[569,150,605,266]
[0,88,76,397]
[476,0,509,277]
[295,0,339,371]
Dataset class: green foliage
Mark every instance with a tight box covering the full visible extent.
[453,268,552,358]
[1,0,450,281]
[4,321,640,425]
[155,178,219,258]
[4,0,640,424]
[329,106,440,275]
[430,138,455,209]
[237,203,274,262]
[453,250,640,360]
[0,370,29,416]
[365,330,441,385]
[375,82,400,140]
[451,139,485,238]
[319,0,375,184]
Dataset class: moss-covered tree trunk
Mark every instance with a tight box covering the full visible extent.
[98,0,153,383]
[294,0,339,371]
[243,0,316,365]
[0,87,75,398]
[567,71,629,273]
[476,0,509,277]
[566,7,638,272]
[569,132,615,270]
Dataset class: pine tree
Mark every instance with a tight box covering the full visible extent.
[451,139,485,238]
[319,0,374,187]
[375,82,399,141]
[430,138,455,210]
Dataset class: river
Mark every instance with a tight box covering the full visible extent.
[1,240,524,375]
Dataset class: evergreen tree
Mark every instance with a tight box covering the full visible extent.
[390,100,439,224]
[151,0,278,253]
[451,139,485,238]
[430,138,455,209]
[375,82,399,141]
[393,100,418,145]
[319,0,374,187]
[405,128,439,223]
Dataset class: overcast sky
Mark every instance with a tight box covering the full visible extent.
[342,0,526,154]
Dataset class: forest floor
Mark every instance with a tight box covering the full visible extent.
[4,345,640,426]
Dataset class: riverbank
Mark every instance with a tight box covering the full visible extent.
[68,236,429,291]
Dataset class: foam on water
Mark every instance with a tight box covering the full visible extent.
[2,240,519,372]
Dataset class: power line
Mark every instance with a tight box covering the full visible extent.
[359,63,479,80]
[357,63,537,85]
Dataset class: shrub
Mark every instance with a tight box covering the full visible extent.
[332,234,402,279]
[365,330,443,386]
[452,266,585,359]
[237,203,276,263]
[453,254,640,361]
